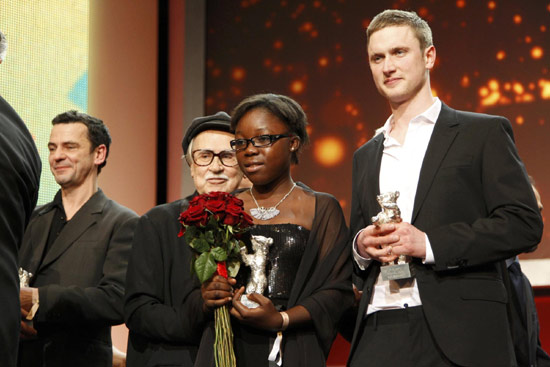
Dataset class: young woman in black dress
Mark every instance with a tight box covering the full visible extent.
[198,93,352,367]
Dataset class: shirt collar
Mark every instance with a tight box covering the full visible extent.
[382,97,442,140]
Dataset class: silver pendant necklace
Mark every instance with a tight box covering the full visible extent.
[249,183,297,221]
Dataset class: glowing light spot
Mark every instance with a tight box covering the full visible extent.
[479,80,501,106]
[504,83,512,90]
[539,79,550,99]
[525,36,532,43]
[313,1,321,8]
[529,83,535,90]
[290,80,305,94]
[516,116,524,125]
[513,14,522,24]
[499,96,511,105]
[356,123,364,130]
[314,137,346,167]
[456,0,466,8]
[418,7,429,17]
[311,30,319,38]
[300,22,313,32]
[531,46,544,59]
[460,75,470,87]
[541,25,547,32]
[496,50,506,60]
[431,88,438,97]
[206,97,214,107]
[318,57,329,67]
[513,82,524,94]
[232,67,246,81]
[211,68,221,77]
[488,16,494,23]
[264,59,272,67]
[231,86,242,96]
[488,1,496,9]
[273,65,282,73]
[265,20,272,28]
[273,40,283,50]
[336,55,344,63]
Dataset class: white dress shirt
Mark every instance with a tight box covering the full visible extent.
[353,98,442,315]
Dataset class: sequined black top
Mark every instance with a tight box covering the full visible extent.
[244,223,310,309]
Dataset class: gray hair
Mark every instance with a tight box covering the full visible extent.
[0,31,7,62]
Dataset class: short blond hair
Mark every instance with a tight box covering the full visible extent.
[367,10,433,51]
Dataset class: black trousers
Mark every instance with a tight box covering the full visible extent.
[348,306,456,367]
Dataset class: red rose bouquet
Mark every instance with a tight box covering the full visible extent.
[179,191,253,367]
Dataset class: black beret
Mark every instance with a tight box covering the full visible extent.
[182,111,231,154]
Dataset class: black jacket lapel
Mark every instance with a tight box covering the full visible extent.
[411,104,459,224]
[21,206,55,277]
[38,190,107,272]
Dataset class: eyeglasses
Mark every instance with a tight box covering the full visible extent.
[230,134,292,151]
[191,149,238,167]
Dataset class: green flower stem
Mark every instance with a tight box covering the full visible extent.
[214,305,236,367]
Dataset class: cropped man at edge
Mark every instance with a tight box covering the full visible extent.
[0,30,41,367]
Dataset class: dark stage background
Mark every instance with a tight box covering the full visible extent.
[204,0,550,261]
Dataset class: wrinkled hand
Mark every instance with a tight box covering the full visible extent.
[19,309,37,340]
[356,224,399,263]
[201,275,236,313]
[230,286,282,331]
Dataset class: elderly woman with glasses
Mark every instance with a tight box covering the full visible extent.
[197,93,353,367]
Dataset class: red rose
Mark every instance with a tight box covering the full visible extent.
[222,213,239,226]
[229,196,244,207]
[205,199,226,213]
[180,204,209,226]
[241,212,254,227]
[207,191,229,201]
[189,195,207,208]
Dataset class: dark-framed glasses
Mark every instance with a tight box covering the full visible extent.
[230,134,292,151]
[191,149,238,167]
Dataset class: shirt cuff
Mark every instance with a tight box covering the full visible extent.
[423,233,435,264]
[352,229,372,270]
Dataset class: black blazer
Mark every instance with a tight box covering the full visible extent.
[0,95,41,367]
[18,189,138,367]
[348,103,543,367]
[124,195,206,367]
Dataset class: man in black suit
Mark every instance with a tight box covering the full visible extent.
[0,30,41,367]
[18,111,138,367]
[124,112,244,366]
[347,10,543,367]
